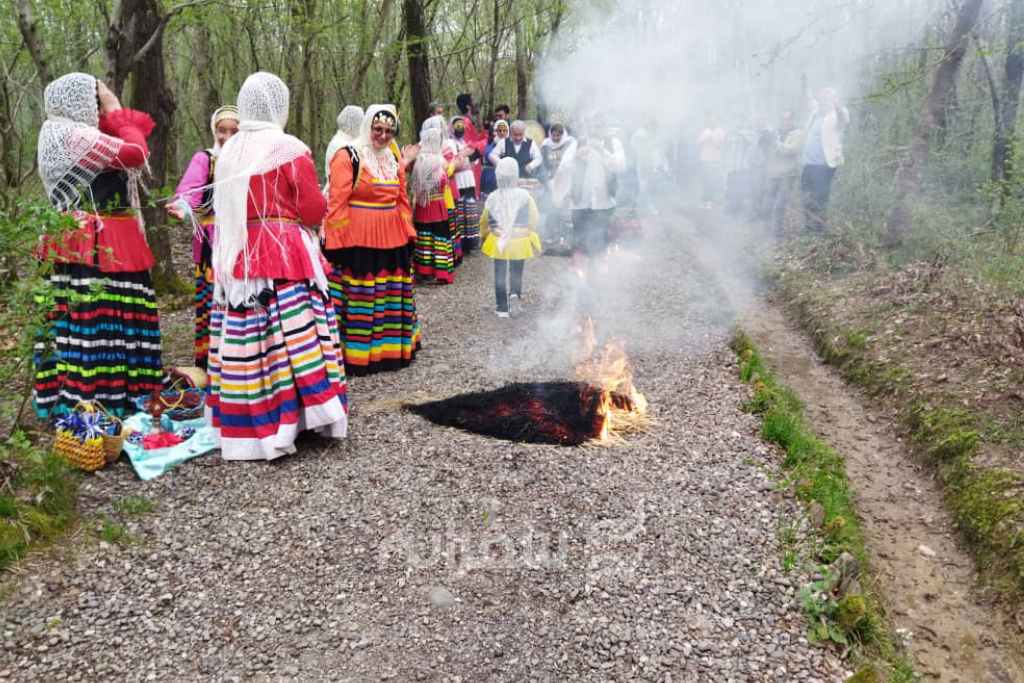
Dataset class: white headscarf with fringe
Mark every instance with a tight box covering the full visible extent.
[37,72,145,216]
[212,72,312,307]
[410,128,446,208]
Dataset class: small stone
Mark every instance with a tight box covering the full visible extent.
[428,586,456,608]
[917,545,936,558]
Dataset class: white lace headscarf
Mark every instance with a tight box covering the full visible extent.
[485,157,531,253]
[410,128,446,207]
[355,104,400,181]
[37,72,142,213]
[324,105,364,176]
[213,71,313,306]
[420,114,448,142]
[209,105,239,156]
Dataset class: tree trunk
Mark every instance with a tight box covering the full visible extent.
[14,0,52,87]
[993,0,1024,185]
[485,0,504,119]
[106,0,181,293]
[404,0,432,131]
[514,16,529,118]
[886,0,984,247]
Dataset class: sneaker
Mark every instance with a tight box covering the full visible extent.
[496,310,510,318]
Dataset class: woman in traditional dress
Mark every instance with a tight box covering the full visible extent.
[449,115,482,253]
[207,71,347,460]
[324,105,421,375]
[480,158,542,318]
[324,105,364,187]
[34,73,165,417]
[410,128,456,284]
[481,119,510,197]
[420,115,462,265]
[167,105,240,370]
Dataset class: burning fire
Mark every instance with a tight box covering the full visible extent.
[574,318,649,441]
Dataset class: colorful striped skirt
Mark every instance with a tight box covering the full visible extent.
[449,209,463,266]
[414,220,455,284]
[206,280,348,461]
[194,239,214,370]
[33,263,164,418]
[324,246,421,376]
[454,191,481,254]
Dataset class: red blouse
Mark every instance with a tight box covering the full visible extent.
[230,153,328,282]
[245,153,326,224]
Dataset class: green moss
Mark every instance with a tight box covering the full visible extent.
[776,274,1024,604]
[732,330,915,678]
[846,666,881,683]
[0,432,79,571]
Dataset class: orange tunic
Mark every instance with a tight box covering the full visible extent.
[324,150,416,250]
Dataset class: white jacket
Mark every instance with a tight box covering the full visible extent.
[807,103,850,169]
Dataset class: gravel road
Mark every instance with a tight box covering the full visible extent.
[0,227,844,681]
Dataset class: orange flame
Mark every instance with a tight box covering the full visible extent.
[574,318,648,440]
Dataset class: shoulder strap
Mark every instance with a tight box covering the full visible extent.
[345,146,361,189]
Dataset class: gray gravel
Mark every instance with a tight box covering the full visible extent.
[0,228,845,681]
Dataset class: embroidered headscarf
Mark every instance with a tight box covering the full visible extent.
[37,72,141,213]
[356,104,399,181]
[213,71,311,306]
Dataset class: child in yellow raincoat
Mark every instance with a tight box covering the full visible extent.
[480,157,543,317]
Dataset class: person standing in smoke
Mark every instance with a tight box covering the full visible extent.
[481,158,543,318]
[563,121,625,260]
[493,104,511,122]
[800,87,849,234]
[696,114,727,210]
[540,123,577,247]
[764,111,803,238]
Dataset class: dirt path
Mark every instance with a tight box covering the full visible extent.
[743,304,1024,682]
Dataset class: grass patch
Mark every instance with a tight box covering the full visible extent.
[113,495,156,517]
[731,330,915,680]
[777,273,1024,603]
[0,430,78,571]
[96,515,135,546]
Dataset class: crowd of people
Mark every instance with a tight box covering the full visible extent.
[695,87,850,236]
[30,68,847,462]
[30,70,638,462]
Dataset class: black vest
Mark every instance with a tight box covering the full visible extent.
[504,138,533,177]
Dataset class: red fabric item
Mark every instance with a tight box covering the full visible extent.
[245,153,326,226]
[143,432,184,450]
[232,220,327,280]
[413,176,449,224]
[98,109,155,169]
[36,213,155,272]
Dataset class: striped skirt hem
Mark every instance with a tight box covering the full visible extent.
[33,263,164,418]
[206,280,348,460]
[325,246,422,376]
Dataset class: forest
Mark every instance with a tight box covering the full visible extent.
[1,0,1024,680]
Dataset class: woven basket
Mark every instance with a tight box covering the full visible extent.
[53,431,106,472]
[53,400,124,471]
[168,365,207,390]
